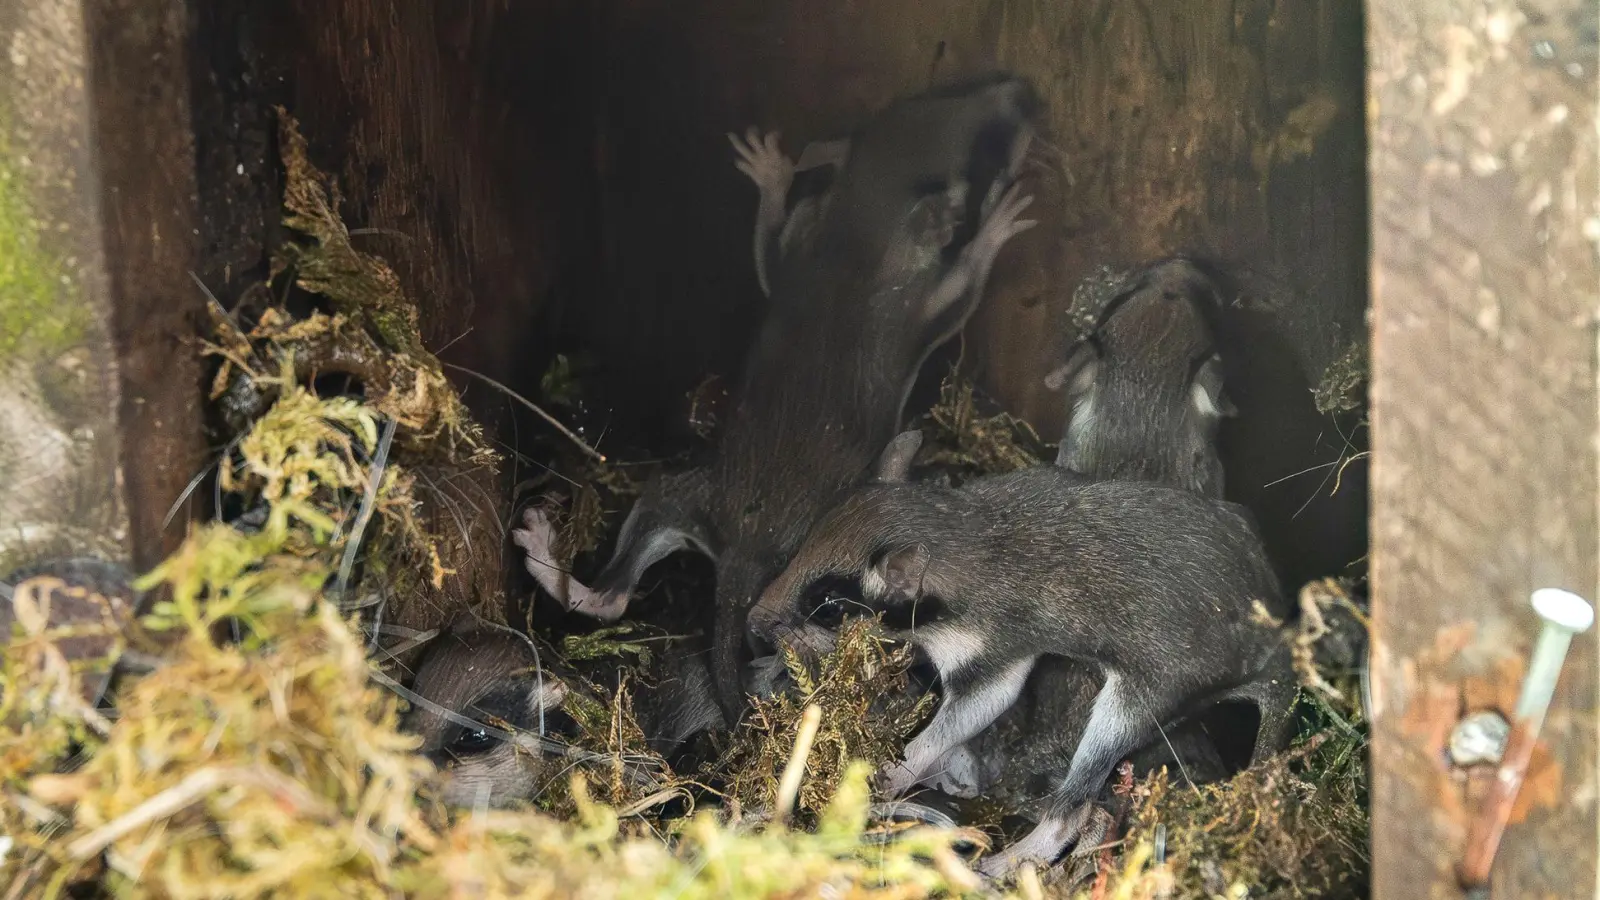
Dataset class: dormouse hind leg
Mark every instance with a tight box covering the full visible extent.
[728,128,794,298]
[977,672,1154,878]
[512,508,631,621]
[876,656,1037,797]
[1225,673,1300,766]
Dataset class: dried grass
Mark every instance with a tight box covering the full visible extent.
[0,524,978,898]
[913,369,1047,478]
[716,619,935,820]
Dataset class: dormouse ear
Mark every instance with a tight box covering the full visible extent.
[874,430,923,483]
[876,545,931,599]
[1191,354,1238,419]
[1045,340,1100,399]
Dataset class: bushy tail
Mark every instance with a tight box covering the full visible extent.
[708,557,772,722]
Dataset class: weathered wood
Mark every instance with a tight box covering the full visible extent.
[83,0,208,571]
[1369,1,1599,895]
[254,0,603,396]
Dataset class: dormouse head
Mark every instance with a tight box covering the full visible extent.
[404,623,577,808]
[747,431,947,649]
[1047,259,1238,497]
[822,75,1038,332]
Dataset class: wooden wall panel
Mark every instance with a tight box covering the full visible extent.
[1368,0,1599,895]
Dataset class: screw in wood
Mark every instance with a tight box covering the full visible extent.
[1458,588,1594,888]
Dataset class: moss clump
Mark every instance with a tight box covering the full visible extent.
[274,109,424,360]
[1312,340,1368,416]
[1093,729,1369,900]
[394,764,978,900]
[717,618,934,820]
[0,380,976,898]
[913,370,1047,479]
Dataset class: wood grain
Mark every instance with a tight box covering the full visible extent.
[82,0,208,570]
[1369,0,1599,895]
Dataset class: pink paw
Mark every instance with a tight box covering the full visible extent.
[511,507,629,622]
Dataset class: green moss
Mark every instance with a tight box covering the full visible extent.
[0,130,82,367]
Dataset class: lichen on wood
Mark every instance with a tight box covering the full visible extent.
[0,125,84,369]
[1312,340,1368,416]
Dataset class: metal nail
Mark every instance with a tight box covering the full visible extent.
[1458,588,1594,888]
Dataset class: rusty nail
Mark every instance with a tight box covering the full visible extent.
[1459,588,1594,888]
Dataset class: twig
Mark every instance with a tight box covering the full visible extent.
[932,846,982,893]
[66,766,333,860]
[618,787,692,819]
[162,436,241,530]
[336,417,397,603]
[1017,864,1045,900]
[444,362,606,463]
[774,704,823,825]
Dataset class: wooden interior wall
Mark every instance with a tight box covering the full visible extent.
[591,0,1370,587]
[1369,0,1599,894]
[0,0,180,577]
[194,0,603,402]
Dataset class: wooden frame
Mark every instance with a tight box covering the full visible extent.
[1369,0,1599,894]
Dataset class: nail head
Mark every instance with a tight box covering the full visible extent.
[1449,710,1511,767]
[1531,588,1594,632]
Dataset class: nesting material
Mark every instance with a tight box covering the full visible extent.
[716,618,935,820]
[0,528,974,898]
[1311,341,1367,417]
[913,369,1048,478]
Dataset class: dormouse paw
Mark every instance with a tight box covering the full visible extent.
[728,127,794,197]
[511,507,565,598]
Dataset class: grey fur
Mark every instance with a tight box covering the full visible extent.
[748,462,1296,875]
[1048,257,1236,497]
[402,626,570,808]
[968,257,1246,812]
[516,73,1042,720]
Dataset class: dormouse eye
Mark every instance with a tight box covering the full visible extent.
[810,592,848,628]
[803,574,862,628]
[448,726,496,758]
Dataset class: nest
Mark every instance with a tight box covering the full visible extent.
[0,109,1371,899]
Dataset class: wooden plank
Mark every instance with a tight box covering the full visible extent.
[82,0,208,570]
[1368,0,1599,895]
